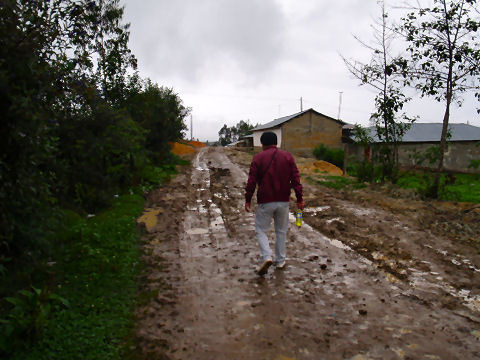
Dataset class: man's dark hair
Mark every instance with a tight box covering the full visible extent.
[260,132,277,146]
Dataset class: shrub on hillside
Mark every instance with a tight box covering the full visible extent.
[313,144,344,169]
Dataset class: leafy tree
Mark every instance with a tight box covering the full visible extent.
[93,0,137,103]
[0,9,192,358]
[351,124,378,183]
[0,0,65,257]
[45,0,143,210]
[0,0,214,353]
[126,80,189,160]
[218,120,255,146]
[234,120,255,139]
[0,0,190,269]
[218,124,233,146]
[342,1,414,183]
[54,98,146,211]
[398,0,480,197]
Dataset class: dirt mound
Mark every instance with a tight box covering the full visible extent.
[298,160,343,176]
[170,142,196,155]
[170,140,207,156]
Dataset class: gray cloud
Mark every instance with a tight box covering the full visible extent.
[122,0,480,141]
[123,0,286,84]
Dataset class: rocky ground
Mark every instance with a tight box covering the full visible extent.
[133,146,480,360]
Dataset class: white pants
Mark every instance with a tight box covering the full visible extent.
[255,202,290,264]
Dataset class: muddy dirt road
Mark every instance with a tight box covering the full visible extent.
[135,147,480,359]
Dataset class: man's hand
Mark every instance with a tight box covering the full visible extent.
[297,200,305,210]
[245,201,251,212]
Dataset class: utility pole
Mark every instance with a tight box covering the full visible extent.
[190,114,193,140]
[300,97,303,112]
[338,91,346,175]
[337,91,343,120]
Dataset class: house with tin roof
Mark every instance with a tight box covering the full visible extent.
[252,108,347,157]
[358,123,480,143]
[348,123,480,173]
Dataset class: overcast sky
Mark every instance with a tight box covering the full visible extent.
[121,0,480,142]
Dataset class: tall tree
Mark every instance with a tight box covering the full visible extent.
[234,120,255,139]
[126,80,189,159]
[342,1,414,182]
[94,0,137,103]
[218,124,234,146]
[399,0,480,197]
[0,0,69,255]
[0,0,146,257]
[218,120,255,146]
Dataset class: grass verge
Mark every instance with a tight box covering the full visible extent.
[305,169,480,204]
[8,193,144,360]
[305,175,367,190]
[397,172,480,203]
[2,160,186,359]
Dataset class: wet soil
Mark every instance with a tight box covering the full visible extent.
[134,147,480,359]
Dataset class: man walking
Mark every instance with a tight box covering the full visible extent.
[245,131,304,275]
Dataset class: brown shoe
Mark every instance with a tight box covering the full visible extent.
[257,259,273,276]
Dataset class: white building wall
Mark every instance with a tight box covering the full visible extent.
[253,128,282,147]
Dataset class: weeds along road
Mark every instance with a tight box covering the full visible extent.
[134,146,480,359]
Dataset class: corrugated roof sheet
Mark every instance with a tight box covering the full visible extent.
[253,108,345,131]
[360,123,480,142]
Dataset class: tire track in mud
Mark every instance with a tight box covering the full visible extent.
[134,147,480,360]
[302,192,480,317]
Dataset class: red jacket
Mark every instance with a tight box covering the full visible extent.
[245,145,303,204]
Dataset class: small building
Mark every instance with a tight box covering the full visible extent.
[252,108,347,157]
[347,123,480,173]
[226,140,245,147]
[241,134,254,147]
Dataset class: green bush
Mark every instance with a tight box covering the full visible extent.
[1,287,69,355]
[0,1,189,264]
[138,162,183,193]
[469,159,480,170]
[349,160,383,183]
[397,171,480,203]
[6,194,144,360]
[1,2,191,355]
[54,101,147,213]
[312,143,344,169]
[398,171,443,199]
[1,158,181,359]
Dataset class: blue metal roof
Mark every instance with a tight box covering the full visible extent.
[359,123,480,142]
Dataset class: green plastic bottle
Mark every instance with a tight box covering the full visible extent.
[295,210,303,227]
